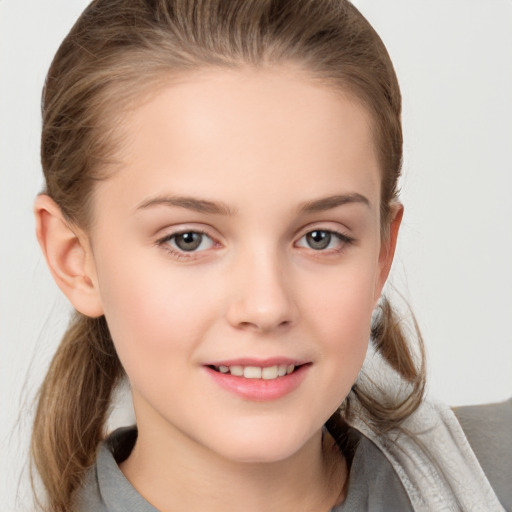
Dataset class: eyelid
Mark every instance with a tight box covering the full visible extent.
[294,224,356,252]
[154,222,355,260]
[155,225,221,260]
[155,222,219,242]
[295,221,354,240]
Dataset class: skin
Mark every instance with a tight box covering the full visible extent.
[35,66,402,512]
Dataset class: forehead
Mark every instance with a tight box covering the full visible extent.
[94,66,381,217]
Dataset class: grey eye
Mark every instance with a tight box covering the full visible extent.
[174,232,205,251]
[305,230,332,250]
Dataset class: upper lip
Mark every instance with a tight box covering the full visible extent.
[204,357,309,367]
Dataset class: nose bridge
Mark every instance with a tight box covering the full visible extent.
[226,241,297,332]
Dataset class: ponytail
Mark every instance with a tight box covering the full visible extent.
[341,296,427,433]
[31,313,123,512]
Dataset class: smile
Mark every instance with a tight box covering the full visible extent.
[210,364,296,380]
[204,362,310,401]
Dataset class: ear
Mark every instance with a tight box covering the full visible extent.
[374,203,403,303]
[34,194,104,317]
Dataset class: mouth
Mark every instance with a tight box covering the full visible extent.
[204,361,310,400]
[206,363,305,380]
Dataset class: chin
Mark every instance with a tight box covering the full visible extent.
[217,441,303,465]
[201,419,320,465]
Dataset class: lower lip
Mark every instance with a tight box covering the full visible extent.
[204,365,310,401]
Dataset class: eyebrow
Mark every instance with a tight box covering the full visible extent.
[137,192,370,216]
[137,195,237,216]
[298,193,371,213]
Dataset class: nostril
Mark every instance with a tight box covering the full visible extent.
[235,318,292,333]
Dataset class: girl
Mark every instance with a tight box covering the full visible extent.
[30,1,509,511]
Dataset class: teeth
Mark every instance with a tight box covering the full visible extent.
[243,366,262,379]
[214,364,299,379]
[229,365,244,377]
[262,366,278,380]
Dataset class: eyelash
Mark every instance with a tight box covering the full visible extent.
[157,229,216,260]
[156,228,355,260]
[295,229,355,255]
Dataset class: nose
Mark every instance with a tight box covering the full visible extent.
[225,247,298,334]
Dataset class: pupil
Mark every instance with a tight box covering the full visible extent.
[176,232,202,251]
[307,230,331,250]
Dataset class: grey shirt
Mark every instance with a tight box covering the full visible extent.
[77,427,413,512]
[76,400,512,511]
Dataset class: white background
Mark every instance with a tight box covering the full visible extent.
[1,1,511,510]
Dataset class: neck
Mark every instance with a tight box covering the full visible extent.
[120,416,346,512]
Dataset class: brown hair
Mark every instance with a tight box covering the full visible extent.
[33,1,425,510]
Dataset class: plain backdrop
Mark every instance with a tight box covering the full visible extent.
[1,1,511,510]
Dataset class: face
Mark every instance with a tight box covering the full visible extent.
[86,66,395,464]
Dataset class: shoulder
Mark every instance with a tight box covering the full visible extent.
[347,397,508,511]
[342,433,414,512]
[74,426,148,512]
[74,461,108,512]
[330,426,414,512]
[453,398,512,510]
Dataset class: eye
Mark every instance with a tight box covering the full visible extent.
[296,229,353,251]
[160,231,215,253]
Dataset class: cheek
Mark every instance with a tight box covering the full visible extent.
[94,248,218,369]
[305,262,378,338]
[301,262,377,395]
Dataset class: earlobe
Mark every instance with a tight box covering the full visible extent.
[34,194,104,318]
[374,203,404,302]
